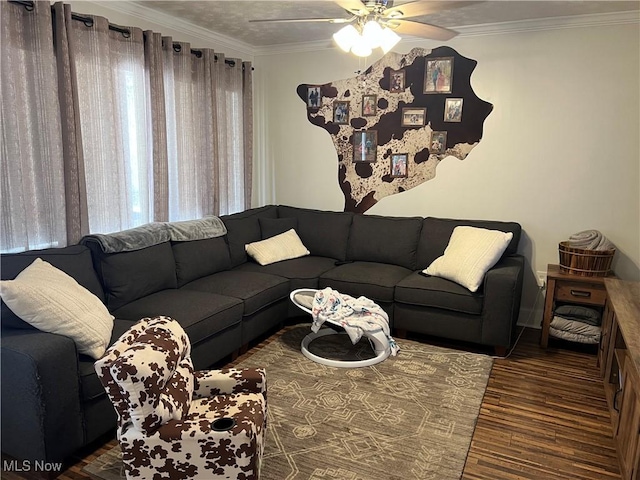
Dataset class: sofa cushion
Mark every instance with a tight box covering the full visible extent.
[237,256,337,280]
[417,217,522,269]
[260,217,297,239]
[182,271,289,317]
[236,256,338,291]
[1,245,106,329]
[425,226,513,292]
[0,259,115,359]
[79,319,138,402]
[87,241,177,311]
[171,237,232,288]
[319,261,412,303]
[222,206,278,267]
[246,229,310,266]
[277,206,353,261]
[347,214,423,270]
[395,271,484,315]
[112,289,243,346]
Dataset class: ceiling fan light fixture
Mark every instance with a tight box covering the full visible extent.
[350,34,373,57]
[379,26,401,53]
[362,19,383,48]
[333,24,359,52]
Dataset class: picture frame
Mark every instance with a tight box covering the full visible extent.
[390,153,408,178]
[353,130,377,163]
[444,98,463,122]
[362,94,377,116]
[333,101,350,124]
[424,57,454,94]
[307,86,321,108]
[389,69,405,93]
[430,131,447,154]
[401,107,426,127]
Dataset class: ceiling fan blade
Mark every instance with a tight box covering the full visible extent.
[383,1,480,19]
[249,17,352,24]
[390,20,458,40]
[333,0,367,15]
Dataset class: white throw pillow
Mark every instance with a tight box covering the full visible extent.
[245,229,310,266]
[424,226,513,292]
[0,258,114,359]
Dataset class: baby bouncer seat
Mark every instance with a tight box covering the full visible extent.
[290,287,399,368]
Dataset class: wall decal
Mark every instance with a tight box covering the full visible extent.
[297,46,493,213]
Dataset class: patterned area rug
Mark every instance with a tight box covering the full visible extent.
[84,325,493,480]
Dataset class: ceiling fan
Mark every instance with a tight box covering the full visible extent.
[249,1,477,57]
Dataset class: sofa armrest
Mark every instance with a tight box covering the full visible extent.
[480,255,525,348]
[1,329,84,463]
[193,368,266,399]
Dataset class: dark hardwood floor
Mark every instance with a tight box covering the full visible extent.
[462,329,620,480]
[1,328,621,480]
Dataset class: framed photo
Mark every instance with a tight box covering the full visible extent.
[424,57,454,94]
[333,101,350,124]
[390,153,408,178]
[401,107,426,127]
[444,98,463,122]
[353,130,377,163]
[390,69,405,93]
[430,131,447,154]
[307,86,321,108]
[362,94,377,116]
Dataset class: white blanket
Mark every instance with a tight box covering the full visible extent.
[311,287,399,356]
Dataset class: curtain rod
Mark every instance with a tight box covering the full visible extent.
[171,43,253,70]
[8,0,33,10]
[8,0,253,70]
[71,13,131,38]
[8,1,131,38]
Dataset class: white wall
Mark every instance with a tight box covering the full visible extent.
[254,23,640,325]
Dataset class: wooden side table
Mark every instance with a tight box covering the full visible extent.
[540,264,614,348]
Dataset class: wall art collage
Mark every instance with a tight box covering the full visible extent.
[297,46,493,213]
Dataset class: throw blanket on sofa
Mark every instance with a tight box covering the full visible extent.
[165,216,227,242]
[568,230,615,251]
[82,222,170,253]
[82,217,227,253]
[311,287,399,356]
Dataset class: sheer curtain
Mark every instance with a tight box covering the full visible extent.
[1,1,253,251]
[1,1,67,252]
[58,11,153,234]
[215,53,246,215]
[163,43,250,220]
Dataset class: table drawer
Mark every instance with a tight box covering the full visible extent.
[556,282,607,305]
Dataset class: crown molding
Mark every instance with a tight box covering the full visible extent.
[452,10,639,37]
[254,10,639,56]
[85,0,255,57]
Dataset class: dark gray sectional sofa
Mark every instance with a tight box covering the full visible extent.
[0,205,524,467]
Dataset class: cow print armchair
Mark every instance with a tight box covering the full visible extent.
[95,316,266,479]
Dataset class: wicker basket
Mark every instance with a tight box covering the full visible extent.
[558,241,615,277]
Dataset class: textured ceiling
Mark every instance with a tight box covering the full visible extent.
[136,1,639,46]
